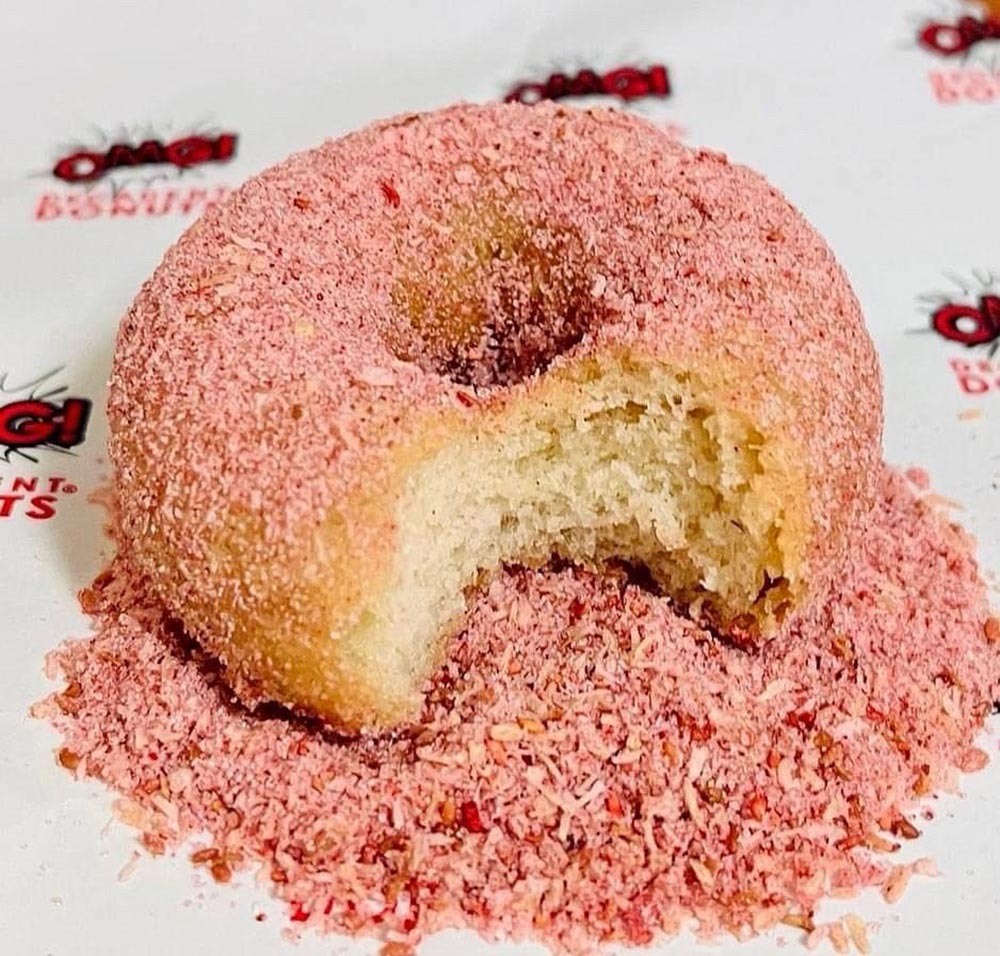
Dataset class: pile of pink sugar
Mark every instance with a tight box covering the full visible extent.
[36,467,1000,954]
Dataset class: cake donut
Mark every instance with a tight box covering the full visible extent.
[109,102,882,731]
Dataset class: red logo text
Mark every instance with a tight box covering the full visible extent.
[505,64,670,105]
[949,357,1000,393]
[52,133,237,184]
[0,475,79,520]
[931,295,1000,349]
[0,398,91,452]
[34,185,231,222]
[919,15,1000,56]
[929,68,1000,102]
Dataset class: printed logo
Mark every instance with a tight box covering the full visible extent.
[916,2,1000,102]
[504,62,671,105]
[918,0,1000,56]
[0,367,91,464]
[917,270,1000,393]
[501,56,683,139]
[52,132,236,185]
[0,474,81,521]
[0,368,91,520]
[34,121,238,223]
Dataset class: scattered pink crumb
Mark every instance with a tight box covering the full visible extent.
[117,851,141,882]
[842,914,870,954]
[881,865,912,904]
[958,408,983,422]
[85,484,116,511]
[806,924,829,950]
[921,493,964,512]
[34,467,1000,954]
[904,467,931,491]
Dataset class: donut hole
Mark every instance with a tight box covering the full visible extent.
[389,206,594,388]
[361,352,809,700]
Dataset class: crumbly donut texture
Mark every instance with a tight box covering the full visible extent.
[109,103,882,730]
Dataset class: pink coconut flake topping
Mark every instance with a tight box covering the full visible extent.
[34,467,1000,954]
[904,467,932,491]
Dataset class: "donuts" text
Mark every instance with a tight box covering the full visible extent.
[0,476,78,521]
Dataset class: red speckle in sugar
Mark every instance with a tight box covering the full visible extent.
[379,180,401,207]
[866,704,888,723]
[784,708,816,731]
[743,792,767,822]
[459,800,486,834]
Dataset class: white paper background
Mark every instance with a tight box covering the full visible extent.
[2,1,999,953]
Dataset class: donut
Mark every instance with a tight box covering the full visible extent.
[109,102,882,731]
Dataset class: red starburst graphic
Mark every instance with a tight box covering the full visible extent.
[918,1,1000,56]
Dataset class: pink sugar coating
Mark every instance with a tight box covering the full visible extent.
[37,467,1000,953]
[109,102,881,655]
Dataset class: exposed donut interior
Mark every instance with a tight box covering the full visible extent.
[356,353,809,712]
